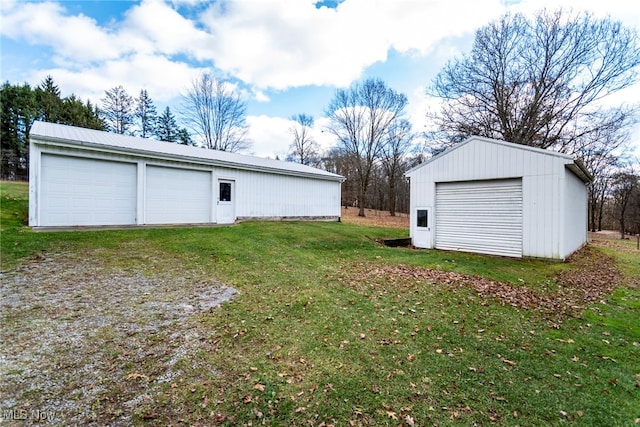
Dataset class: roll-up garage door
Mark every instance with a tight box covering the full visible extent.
[435,179,523,257]
[145,166,212,224]
[40,154,137,226]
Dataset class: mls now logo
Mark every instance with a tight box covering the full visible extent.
[3,408,56,421]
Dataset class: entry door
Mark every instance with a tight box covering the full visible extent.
[413,207,433,248]
[217,179,235,224]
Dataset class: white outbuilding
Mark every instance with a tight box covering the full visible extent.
[405,136,593,260]
[29,121,344,228]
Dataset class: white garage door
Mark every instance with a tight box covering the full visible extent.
[435,179,523,257]
[40,154,137,226]
[145,166,212,224]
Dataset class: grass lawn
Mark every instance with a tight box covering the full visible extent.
[1,180,639,426]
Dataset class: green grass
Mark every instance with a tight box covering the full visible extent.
[1,180,638,426]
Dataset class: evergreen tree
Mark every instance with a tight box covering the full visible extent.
[135,89,157,138]
[61,95,104,130]
[0,82,36,179]
[36,75,63,123]
[177,127,193,146]
[156,106,179,142]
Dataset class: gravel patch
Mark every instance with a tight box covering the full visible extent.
[0,252,236,426]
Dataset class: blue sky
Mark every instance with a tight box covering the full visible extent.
[1,0,639,158]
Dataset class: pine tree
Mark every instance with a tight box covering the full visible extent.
[37,75,63,123]
[135,89,157,138]
[156,106,179,142]
[177,128,193,146]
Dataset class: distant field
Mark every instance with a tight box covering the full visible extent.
[1,180,638,426]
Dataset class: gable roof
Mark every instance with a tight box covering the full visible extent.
[29,121,344,182]
[405,136,593,183]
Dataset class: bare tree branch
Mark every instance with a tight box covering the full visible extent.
[182,73,250,152]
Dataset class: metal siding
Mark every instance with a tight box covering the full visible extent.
[436,179,523,257]
[231,169,341,219]
[145,166,212,224]
[40,154,137,226]
[563,170,588,258]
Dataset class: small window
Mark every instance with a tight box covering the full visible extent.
[220,182,232,202]
[417,209,428,228]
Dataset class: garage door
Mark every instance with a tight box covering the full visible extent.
[435,179,523,257]
[145,166,212,224]
[40,154,137,226]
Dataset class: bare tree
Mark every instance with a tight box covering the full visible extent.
[101,85,134,135]
[182,73,250,152]
[381,119,414,216]
[287,113,320,166]
[326,78,408,216]
[610,169,638,239]
[429,9,640,156]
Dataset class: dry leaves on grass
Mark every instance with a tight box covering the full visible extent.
[340,245,621,321]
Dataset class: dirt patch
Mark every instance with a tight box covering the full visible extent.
[341,245,621,326]
[341,207,409,229]
[0,252,236,426]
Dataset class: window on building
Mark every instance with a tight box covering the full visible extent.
[220,182,232,202]
[417,209,428,228]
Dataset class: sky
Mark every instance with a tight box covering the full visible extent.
[1,0,639,159]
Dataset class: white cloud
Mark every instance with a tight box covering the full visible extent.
[514,0,640,30]
[246,115,293,158]
[246,115,338,158]
[30,54,206,105]
[198,0,506,90]
[119,0,214,61]
[1,0,121,62]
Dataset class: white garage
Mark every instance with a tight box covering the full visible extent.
[29,121,344,228]
[405,136,592,260]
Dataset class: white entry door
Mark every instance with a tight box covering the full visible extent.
[413,207,433,248]
[217,179,235,224]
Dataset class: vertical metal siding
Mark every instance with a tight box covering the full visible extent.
[233,169,341,218]
[435,179,523,257]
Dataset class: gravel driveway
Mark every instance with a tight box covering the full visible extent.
[0,251,236,426]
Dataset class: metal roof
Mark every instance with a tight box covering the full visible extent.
[30,121,344,182]
[405,136,593,183]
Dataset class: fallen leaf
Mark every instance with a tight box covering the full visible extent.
[126,372,149,381]
[405,414,415,426]
[501,357,516,366]
[386,411,398,420]
[254,383,265,391]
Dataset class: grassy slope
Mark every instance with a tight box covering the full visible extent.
[1,181,638,426]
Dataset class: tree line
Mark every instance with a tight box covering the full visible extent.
[1,8,639,230]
